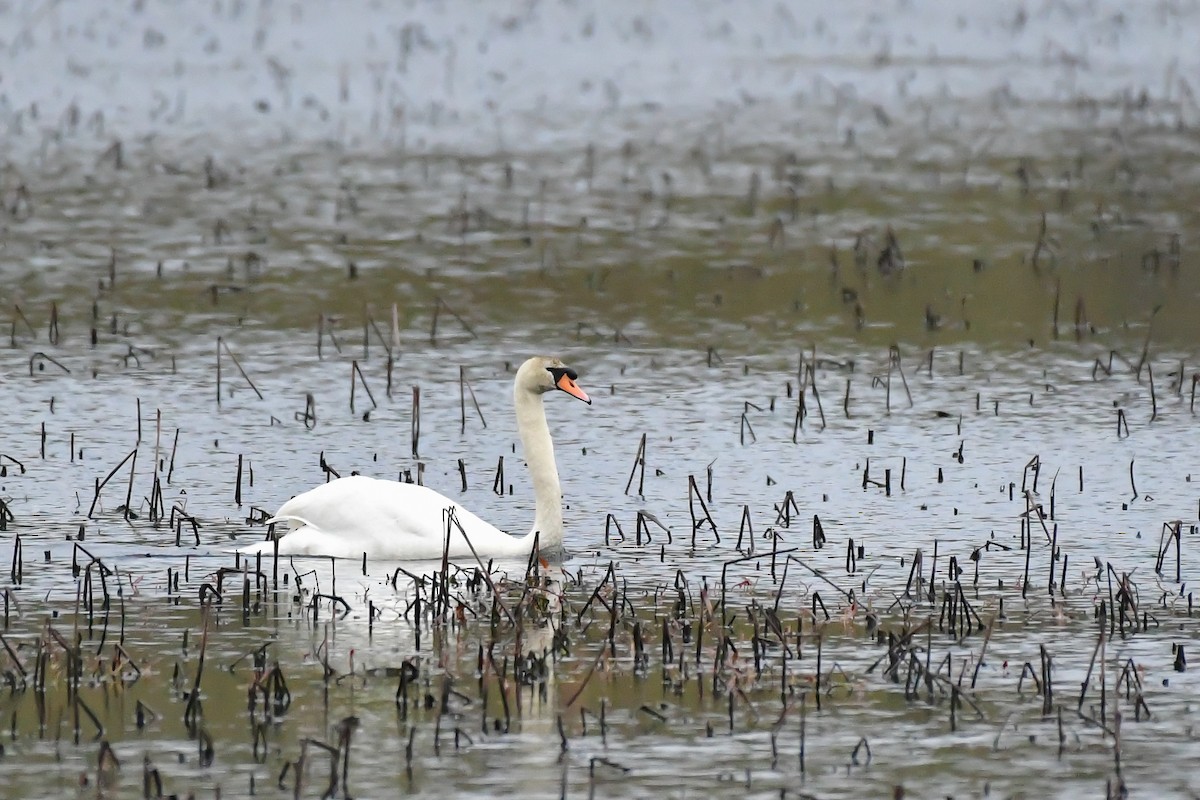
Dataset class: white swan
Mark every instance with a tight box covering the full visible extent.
[237,356,591,561]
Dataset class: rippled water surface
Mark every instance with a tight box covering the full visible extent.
[2,1,1200,798]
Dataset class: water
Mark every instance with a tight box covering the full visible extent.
[2,1,1200,798]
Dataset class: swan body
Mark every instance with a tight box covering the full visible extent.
[238,356,590,561]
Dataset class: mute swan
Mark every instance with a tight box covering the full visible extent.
[237,356,590,561]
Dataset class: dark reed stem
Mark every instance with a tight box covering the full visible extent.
[459,366,486,432]
[411,386,421,456]
[624,433,647,495]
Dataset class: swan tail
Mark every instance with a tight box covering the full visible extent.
[236,515,313,556]
[264,514,306,529]
[236,538,277,556]
[238,523,362,558]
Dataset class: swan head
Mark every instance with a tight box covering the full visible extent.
[518,356,591,404]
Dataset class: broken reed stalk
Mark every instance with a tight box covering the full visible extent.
[492,456,505,495]
[10,535,22,584]
[459,366,486,432]
[796,356,827,430]
[386,303,401,398]
[182,611,211,735]
[29,351,70,376]
[216,337,263,404]
[411,386,421,456]
[152,408,162,475]
[889,345,913,409]
[1031,211,1050,269]
[12,304,36,340]
[316,314,344,360]
[361,307,393,360]
[442,508,514,625]
[1052,278,1061,339]
[1155,521,1183,583]
[429,296,476,344]
[1134,304,1162,381]
[1148,363,1157,421]
[88,449,138,519]
[736,505,753,553]
[349,361,378,414]
[123,449,137,521]
[740,402,757,444]
[624,433,647,495]
[167,429,179,483]
[235,455,244,506]
[687,474,719,548]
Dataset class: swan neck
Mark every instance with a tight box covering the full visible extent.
[514,387,562,549]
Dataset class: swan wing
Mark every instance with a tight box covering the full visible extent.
[241,475,518,560]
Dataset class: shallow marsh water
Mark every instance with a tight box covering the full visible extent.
[2,1,1200,798]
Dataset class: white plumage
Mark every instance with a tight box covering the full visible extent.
[237,356,590,560]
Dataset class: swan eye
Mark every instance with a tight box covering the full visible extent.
[546,366,578,382]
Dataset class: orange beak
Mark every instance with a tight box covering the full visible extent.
[555,373,591,404]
